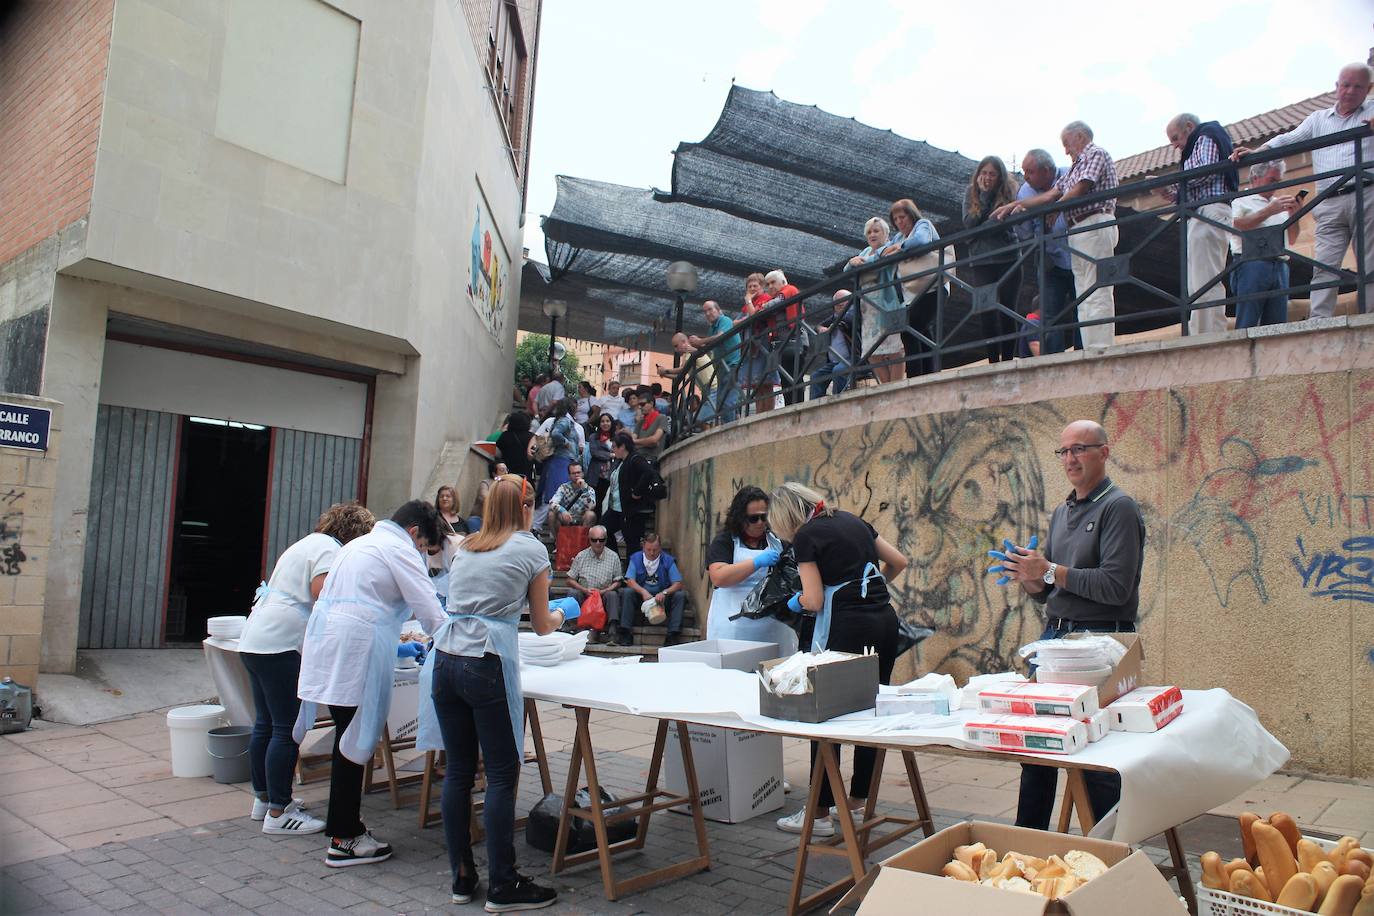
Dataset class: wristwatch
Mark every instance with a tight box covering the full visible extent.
[1042,563,1058,586]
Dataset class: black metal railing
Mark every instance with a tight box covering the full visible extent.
[667,126,1371,443]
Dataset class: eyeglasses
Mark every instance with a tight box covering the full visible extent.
[746,513,768,523]
[1053,444,1106,458]
[589,537,607,543]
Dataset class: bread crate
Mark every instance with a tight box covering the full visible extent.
[1197,835,1371,916]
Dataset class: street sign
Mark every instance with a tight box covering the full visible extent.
[0,404,51,452]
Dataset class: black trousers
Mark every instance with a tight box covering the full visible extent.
[774,341,806,404]
[901,288,940,378]
[967,262,1023,363]
[325,704,367,838]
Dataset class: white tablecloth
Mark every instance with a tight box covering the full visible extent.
[521,657,1289,845]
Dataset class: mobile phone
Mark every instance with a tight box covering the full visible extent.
[1296,190,1309,201]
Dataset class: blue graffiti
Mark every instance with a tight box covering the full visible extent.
[1291,535,1374,603]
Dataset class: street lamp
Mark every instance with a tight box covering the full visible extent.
[665,261,698,368]
[542,298,567,372]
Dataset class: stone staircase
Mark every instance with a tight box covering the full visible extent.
[520,523,701,661]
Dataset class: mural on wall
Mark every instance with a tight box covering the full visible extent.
[466,190,508,346]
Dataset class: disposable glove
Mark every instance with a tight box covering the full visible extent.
[786,592,804,614]
[397,642,425,661]
[752,547,781,570]
[986,535,1038,585]
[552,595,582,621]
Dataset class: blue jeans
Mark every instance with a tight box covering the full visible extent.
[712,375,740,424]
[1232,259,1289,329]
[809,359,851,400]
[467,515,483,532]
[1015,618,1136,831]
[240,650,302,808]
[432,651,521,885]
[1039,266,1080,355]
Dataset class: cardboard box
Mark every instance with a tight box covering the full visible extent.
[833,821,1185,915]
[964,714,1088,755]
[875,693,950,717]
[663,723,784,823]
[657,638,780,672]
[977,682,1099,719]
[1107,686,1183,733]
[386,669,421,741]
[1085,710,1109,743]
[757,652,879,723]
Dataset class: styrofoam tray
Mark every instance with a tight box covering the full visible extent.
[1196,834,1370,916]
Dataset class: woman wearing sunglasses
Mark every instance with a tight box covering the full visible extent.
[702,485,798,654]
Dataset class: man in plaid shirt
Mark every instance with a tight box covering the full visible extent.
[548,461,597,541]
[994,121,1120,349]
[567,526,623,641]
[1163,114,1239,336]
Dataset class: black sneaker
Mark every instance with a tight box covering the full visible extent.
[484,874,556,912]
[615,627,633,647]
[325,830,393,867]
[452,866,480,904]
[663,632,681,647]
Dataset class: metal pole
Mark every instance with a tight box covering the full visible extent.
[1178,177,1190,335]
[673,293,684,369]
[1356,133,1368,315]
[548,316,558,369]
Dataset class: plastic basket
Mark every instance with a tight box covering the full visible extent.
[1196,835,1370,916]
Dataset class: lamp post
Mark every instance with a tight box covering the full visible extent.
[665,261,698,369]
[542,298,567,372]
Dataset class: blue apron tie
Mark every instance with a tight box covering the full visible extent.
[811,562,883,653]
[254,581,311,619]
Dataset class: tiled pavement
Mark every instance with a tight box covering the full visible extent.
[3,702,1373,914]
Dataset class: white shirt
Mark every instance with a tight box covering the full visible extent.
[1230,193,1289,255]
[297,520,446,706]
[1263,99,1374,191]
[535,415,586,454]
[574,396,592,424]
[238,533,339,655]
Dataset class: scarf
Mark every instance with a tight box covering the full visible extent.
[643,553,661,577]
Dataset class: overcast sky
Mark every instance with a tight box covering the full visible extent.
[522,0,1371,262]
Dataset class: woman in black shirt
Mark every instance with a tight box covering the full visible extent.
[494,411,534,479]
[767,481,908,838]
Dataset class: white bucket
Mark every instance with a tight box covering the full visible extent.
[166,704,227,777]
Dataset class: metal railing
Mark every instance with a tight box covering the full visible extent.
[667,126,1371,443]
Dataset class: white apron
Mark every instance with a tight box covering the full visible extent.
[705,533,798,654]
[415,603,524,758]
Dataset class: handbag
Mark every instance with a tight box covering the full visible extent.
[629,456,669,502]
[897,243,956,299]
[576,590,607,632]
[554,525,590,571]
[531,434,554,462]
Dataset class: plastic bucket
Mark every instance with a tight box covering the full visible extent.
[206,725,252,784]
[166,704,227,777]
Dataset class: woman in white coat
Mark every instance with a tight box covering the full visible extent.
[295,500,448,868]
[703,485,799,655]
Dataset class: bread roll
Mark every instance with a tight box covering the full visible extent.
[1253,821,1299,899]
[954,843,986,869]
[1302,838,1333,873]
[1351,882,1374,916]
[1276,873,1319,911]
[1313,862,1340,906]
[1333,838,1361,869]
[1344,860,1372,882]
[1349,850,1374,870]
[1201,851,1228,890]
[942,861,978,882]
[1319,875,1364,916]
[1224,858,1252,877]
[1065,850,1109,881]
[1239,812,1264,866]
[1230,868,1272,902]
[1270,812,1302,858]
[979,849,1000,880]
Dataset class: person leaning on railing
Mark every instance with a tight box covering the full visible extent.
[739,272,782,412]
[1230,160,1302,329]
[687,299,743,423]
[1014,151,1079,355]
[1232,62,1374,319]
[963,156,1024,363]
[993,121,1120,350]
[884,198,943,378]
[763,270,806,405]
[810,289,856,399]
[843,217,906,385]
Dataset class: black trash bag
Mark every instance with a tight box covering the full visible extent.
[732,547,803,624]
[895,619,935,657]
[525,788,637,854]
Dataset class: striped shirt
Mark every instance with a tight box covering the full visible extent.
[1262,99,1374,191]
[1056,143,1119,224]
[1180,134,1228,203]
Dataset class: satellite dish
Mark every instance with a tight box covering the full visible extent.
[551,341,566,361]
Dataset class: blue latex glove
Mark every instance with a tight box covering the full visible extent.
[986,535,1038,585]
[397,642,425,661]
[552,595,581,621]
[752,547,781,570]
[786,592,804,614]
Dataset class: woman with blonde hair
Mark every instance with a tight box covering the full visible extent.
[843,217,906,385]
[963,156,1023,363]
[418,475,566,909]
[239,502,376,835]
[767,482,909,839]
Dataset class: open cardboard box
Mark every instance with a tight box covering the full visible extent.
[1038,632,1142,709]
[832,822,1182,915]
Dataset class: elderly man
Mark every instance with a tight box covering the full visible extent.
[1014,150,1078,354]
[997,420,1145,833]
[810,289,855,399]
[688,299,743,423]
[548,461,597,541]
[1231,161,1302,328]
[1234,63,1374,319]
[995,122,1120,349]
[1162,114,1239,335]
[618,532,685,647]
[535,369,565,418]
[566,525,623,642]
[764,270,806,405]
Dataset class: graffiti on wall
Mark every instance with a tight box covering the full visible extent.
[0,488,25,576]
[1291,536,1374,603]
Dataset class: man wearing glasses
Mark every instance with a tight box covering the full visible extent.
[566,525,623,643]
[997,419,1145,833]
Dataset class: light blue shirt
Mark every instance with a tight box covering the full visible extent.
[1016,169,1071,271]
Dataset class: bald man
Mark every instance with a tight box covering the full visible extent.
[999,420,1145,832]
[1233,63,1374,319]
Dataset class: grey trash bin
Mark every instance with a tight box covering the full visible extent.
[206,726,252,784]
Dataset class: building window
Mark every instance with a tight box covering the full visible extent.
[486,0,527,170]
[618,362,640,384]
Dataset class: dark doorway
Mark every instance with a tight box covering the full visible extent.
[164,417,271,643]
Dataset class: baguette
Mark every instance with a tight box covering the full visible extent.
[1200,852,1228,890]
[1224,858,1252,876]
[942,861,978,882]
[1320,875,1365,916]
[1253,821,1299,899]
[1277,873,1319,911]
[1314,862,1340,907]
[1344,860,1372,882]
[1349,850,1374,870]
[1239,812,1264,866]
[1333,838,1362,869]
[1352,883,1374,916]
[1230,868,1272,902]
[1270,812,1302,858]
[1301,838,1332,872]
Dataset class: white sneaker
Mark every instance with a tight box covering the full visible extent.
[263,801,326,835]
[776,808,833,837]
[830,804,863,822]
[251,796,306,821]
[326,830,393,867]
[783,779,792,794]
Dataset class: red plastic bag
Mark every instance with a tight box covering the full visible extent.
[577,590,606,632]
[555,525,590,571]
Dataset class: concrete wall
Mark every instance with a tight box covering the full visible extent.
[0,396,61,687]
[660,318,1374,777]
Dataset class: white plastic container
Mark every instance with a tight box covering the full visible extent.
[167,704,227,777]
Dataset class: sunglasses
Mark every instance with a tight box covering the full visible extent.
[589,537,607,543]
[746,513,768,524]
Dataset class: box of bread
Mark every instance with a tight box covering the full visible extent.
[831,821,1184,915]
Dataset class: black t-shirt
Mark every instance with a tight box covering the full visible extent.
[495,430,533,477]
[791,511,889,610]
[705,529,769,570]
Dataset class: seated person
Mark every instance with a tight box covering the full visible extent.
[548,461,597,540]
[619,533,685,647]
[565,525,623,642]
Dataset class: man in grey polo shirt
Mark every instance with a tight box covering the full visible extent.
[999,419,1145,831]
